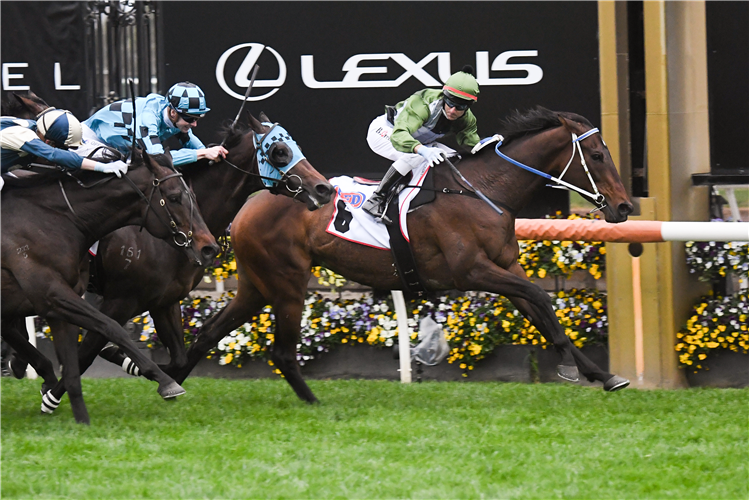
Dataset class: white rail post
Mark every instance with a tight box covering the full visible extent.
[25,316,38,379]
[391,290,411,383]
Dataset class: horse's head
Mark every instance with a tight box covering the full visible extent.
[242,111,334,211]
[555,114,633,223]
[1,90,50,119]
[129,148,220,265]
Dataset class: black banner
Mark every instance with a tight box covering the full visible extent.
[1,1,88,118]
[161,1,600,183]
[706,2,749,175]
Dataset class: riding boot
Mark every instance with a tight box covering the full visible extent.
[361,166,406,224]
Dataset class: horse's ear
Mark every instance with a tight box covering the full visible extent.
[259,111,271,123]
[248,112,264,134]
[557,115,574,134]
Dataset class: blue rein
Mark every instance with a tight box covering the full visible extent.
[492,127,606,210]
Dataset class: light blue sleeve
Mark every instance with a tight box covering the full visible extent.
[170,130,205,166]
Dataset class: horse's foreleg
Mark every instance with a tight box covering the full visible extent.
[40,284,185,401]
[149,303,188,372]
[458,260,579,381]
[47,319,89,424]
[1,318,58,391]
[45,300,139,408]
[504,263,629,391]
[271,296,318,404]
[169,283,266,385]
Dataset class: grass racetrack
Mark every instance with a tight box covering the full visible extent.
[2,377,747,499]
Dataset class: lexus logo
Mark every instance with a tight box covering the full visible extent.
[216,43,543,101]
[215,43,286,101]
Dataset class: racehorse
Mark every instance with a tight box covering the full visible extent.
[167,107,634,402]
[24,112,335,413]
[1,90,49,117]
[1,148,219,424]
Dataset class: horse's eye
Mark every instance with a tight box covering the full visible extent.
[591,152,604,162]
[168,194,182,204]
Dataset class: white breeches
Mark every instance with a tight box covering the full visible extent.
[366,114,455,175]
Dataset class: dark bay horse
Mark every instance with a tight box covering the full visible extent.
[1,148,219,424]
[168,107,634,402]
[34,112,334,412]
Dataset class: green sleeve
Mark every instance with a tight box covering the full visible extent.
[389,93,430,154]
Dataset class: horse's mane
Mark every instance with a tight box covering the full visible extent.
[498,106,593,146]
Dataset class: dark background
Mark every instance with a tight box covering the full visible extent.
[705,1,748,175]
[1,2,88,117]
[160,1,601,183]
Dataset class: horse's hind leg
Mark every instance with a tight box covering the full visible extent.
[47,319,89,424]
[1,318,58,392]
[169,282,267,385]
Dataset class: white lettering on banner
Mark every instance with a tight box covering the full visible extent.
[303,52,448,89]
[215,45,544,100]
[2,63,30,90]
[215,43,287,101]
[54,62,80,90]
[476,51,543,86]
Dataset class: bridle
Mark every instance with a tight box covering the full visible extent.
[211,122,313,201]
[253,122,306,197]
[493,127,608,212]
[58,164,196,248]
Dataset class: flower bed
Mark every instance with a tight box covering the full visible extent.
[137,288,608,378]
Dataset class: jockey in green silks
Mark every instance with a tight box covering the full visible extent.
[362,65,481,224]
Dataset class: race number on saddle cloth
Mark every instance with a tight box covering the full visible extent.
[325,162,431,249]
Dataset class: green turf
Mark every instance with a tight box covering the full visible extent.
[2,378,747,499]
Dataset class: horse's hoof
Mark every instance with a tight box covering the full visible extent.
[604,375,630,392]
[158,382,186,399]
[40,390,61,414]
[8,356,27,379]
[557,364,580,382]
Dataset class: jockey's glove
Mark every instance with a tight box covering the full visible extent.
[417,146,445,167]
[94,160,128,178]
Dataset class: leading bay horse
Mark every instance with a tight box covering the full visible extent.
[1,148,219,424]
[167,106,634,402]
[27,112,335,413]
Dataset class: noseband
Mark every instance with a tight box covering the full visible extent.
[493,127,608,212]
[130,171,196,248]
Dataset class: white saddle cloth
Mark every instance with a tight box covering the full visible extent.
[326,163,431,250]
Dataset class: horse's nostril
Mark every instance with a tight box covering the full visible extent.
[619,203,634,217]
[201,244,219,262]
[317,183,334,199]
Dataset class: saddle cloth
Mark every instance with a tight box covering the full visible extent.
[326,162,431,249]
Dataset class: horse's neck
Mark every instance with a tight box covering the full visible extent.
[40,176,150,251]
[462,130,568,213]
[187,160,263,237]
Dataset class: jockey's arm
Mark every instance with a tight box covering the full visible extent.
[171,131,227,166]
[390,96,430,154]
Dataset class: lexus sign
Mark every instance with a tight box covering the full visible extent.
[162,1,599,219]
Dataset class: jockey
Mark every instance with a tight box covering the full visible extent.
[82,81,227,167]
[362,65,481,223]
[1,108,128,190]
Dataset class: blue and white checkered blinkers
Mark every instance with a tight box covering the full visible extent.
[254,122,306,187]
